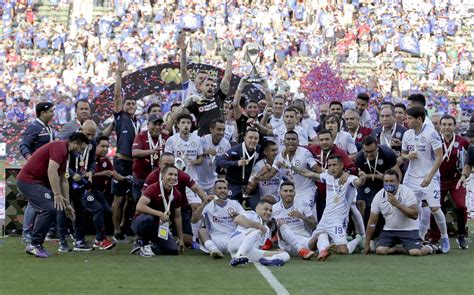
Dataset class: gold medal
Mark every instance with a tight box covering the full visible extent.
[334,196,340,204]
[153,154,159,160]
[80,160,85,166]
[64,172,70,179]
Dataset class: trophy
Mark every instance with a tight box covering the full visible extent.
[220,40,235,61]
[244,43,264,84]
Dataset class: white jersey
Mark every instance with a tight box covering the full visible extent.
[319,173,358,224]
[202,199,245,239]
[224,123,236,143]
[164,132,203,180]
[231,211,270,245]
[402,124,442,179]
[182,79,198,104]
[371,185,418,231]
[273,125,309,152]
[272,201,313,238]
[334,131,358,155]
[424,116,434,129]
[196,135,231,190]
[251,159,283,201]
[269,115,284,129]
[360,109,372,128]
[277,147,317,207]
[301,117,319,140]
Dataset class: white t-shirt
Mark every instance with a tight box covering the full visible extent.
[402,124,442,179]
[371,185,418,231]
[319,173,358,224]
[273,124,309,152]
[334,131,358,155]
[251,159,283,201]
[202,199,245,239]
[164,132,203,180]
[272,201,313,238]
[196,134,231,190]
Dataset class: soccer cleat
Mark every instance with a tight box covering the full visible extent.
[73,240,94,252]
[440,238,450,254]
[190,241,201,250]
[356,234,365,251]
[140,245,155,257]
[423,241,438,254]
[58,240,71,253]
[259,257,285,267]
[318,244,336,262]
[456,235,469,250]
[130,240,144,254]
[261,238,273,250]
[26,244,49,258]
[93,239,116,250]
[210,249,224,259]
[298,248,314,260]
[229,256,249,267]
[113,233,129,244]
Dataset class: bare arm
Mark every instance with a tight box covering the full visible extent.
[113,57,126,113]
[291,165,321,181]
[101,122,114,137]
[178,32,190,83]
[189,154,204,166]
[48,160,66,210]
[364,212,379,254]
[136,196,168,220]
[421,147,443,187]
[232,79,246,120]
[191,200,210,223]
[352,172,367,188]
[190,183,209,202]
[234,214,267,233]
[173,207,184,246]
[220,52,234,95]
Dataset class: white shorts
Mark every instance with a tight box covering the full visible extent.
[403,176,440,207]
[186,187,202,205]
[312,218,348,245]
[227,229,266,261]
[295,187,316,209]
[211,236,229,254]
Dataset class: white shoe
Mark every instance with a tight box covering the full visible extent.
[356,234,365,251]
[140,245,155,257]
[210,249,224,259]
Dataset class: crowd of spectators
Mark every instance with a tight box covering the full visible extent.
[1,0,473,127]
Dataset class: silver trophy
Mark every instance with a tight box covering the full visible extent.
[244,43,264,84]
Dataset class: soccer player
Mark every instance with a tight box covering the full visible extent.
[272,181,317,259]
[132,114,168,200]
[400,106,449,253]
[259,95,286,130]
[132,165,185,257]
[437,115,470,249]
[355,93,372,128]
[292,155,366,260]
[371,106,407,155]
[17,133,89,258]
[322,113,358,157]
[365,170,436,256]
[112,58,141,243]
[227,199,291,267]
[344,109,372,150]
[406,93,434,128]
[191,180,245,258]
[196,119,231,194]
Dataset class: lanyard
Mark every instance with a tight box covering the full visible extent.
[242,143,257,182]
[381,125,396,146]
[351,125,360,140]
[36,118,53,142]
[319,149,331,169]
[366,151,380,181]
[76,144,91,171]
[441,134,455,162]
[148,131,161,166]
[159,179,174,216]
[131,117,140,135]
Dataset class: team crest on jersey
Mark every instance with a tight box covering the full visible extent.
[421,137,426,143]
[87,195,95,202]
[102,162,107,168]
[228,190,232,196]
[377,159,384,165]
[398,197,402,202]
[227,207,235,214]
[217,147,224,154]
[295,160,301,166]
[407,145,415,151]
[191,142,197,148]
[395,132,401,138]
[454,142,459,148]
[357,133,362,139]
[44,193,51,200]
[364,187,370,194]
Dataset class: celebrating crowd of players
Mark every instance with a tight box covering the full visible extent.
[17,33,474,267]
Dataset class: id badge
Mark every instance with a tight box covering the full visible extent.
[158,222,170,240]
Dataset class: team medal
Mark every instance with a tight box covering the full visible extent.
[65,172,70,179]
[334,196,340,203]
[79,160,85,167]
[153,153,159,160]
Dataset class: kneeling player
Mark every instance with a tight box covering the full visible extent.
[191,180,245,258]
[272,181,317,259]
[227,199,291,267]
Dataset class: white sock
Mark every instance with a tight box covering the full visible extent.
[432,209,448,239]
[235,230,260,257]
[269,252,290,262]
[317,233,330,251]
[351,204,365,235]
[279,224,303,251]
[191,222,200,242]
[204,240,218,252]
[347,239,359,254]
[419,206,431,240]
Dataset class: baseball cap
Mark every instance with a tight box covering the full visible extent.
[36,102,54,114]
[148,114,164,124]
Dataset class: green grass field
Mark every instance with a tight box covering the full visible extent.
[0,235,472,295]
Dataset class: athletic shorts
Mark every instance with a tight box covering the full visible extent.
[112,158,133,196]
[357,186,377,204]
[377,230,423,250]
[210,235,230,254]
[312,218,348,245]
[403,176,440,207]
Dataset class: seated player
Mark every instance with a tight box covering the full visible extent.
[272,181,317,260]
[191,180,245,258]
[227,199,291,267]
[365,170,437,256]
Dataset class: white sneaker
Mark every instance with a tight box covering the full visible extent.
[210,249,224,259]
[140,245,155,257]
[356,234,365,251]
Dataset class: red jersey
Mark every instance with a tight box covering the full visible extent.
[137,182,183,217]
[440,134,469,185]
[351,126,373,144]
[144,167,196,207]
[132,131,168,180]
[17,140,69,187]
[93,156,114,192]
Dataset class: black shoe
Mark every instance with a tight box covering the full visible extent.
[130,240,144,254]
[113,233,129,244]
[73,240,94,252]
[456,235,469,249]
[45,231,59,241]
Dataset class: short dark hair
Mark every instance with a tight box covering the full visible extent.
[285,130,299,138]
[245,128,259,136]
[361,135,378,147]
[380,102,395,112]
[394,103,406,111]
[36,101,54,117]
[279,180,295,191]
[75,99,90,110]
[68,132,89,145]
[327,154,343,163]
[384,169,400,181]
[162,164,178,175]
[214,179,228,187]
[262,140,277,150]
[406,106,426,121]
[407,94,426,106]
[357,93,370,102]
[160,152,174,159]
[147,103,161,114]
[284,106,298,114]
[257,199,273,207]
[329,101,343,108]
[440,114,456,125]
[96,135,109,143]
[123,97,135,103]
[176,113,193,123]
[210,118,225,129]
[318,129,333,137]
[246,99,259,106]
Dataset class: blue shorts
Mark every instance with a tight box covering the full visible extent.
[377,230,422,250]
[112,158,133,197]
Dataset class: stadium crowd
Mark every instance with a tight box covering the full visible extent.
[1,0,473,126]
[4,0,474,265]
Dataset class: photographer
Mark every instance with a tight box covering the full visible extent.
[364,169,436,256]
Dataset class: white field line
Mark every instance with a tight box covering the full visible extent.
[254,263,290,295]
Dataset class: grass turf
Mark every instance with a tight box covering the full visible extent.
[0,235,472,295]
